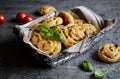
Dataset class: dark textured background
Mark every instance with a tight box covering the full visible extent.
[0,0,120,79]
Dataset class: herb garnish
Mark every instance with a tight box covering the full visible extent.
[38,24,64,43]
[81,60,93,72]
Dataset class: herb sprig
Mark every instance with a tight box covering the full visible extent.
[81,60,93,72]
[38,24,64,43]
[93,69,108,79]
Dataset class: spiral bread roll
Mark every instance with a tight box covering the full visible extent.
[31,31,43,46]
[31,35,61,57]
[82,23,98,34]
[58,11,74,25]
[37,38,61,57]
[41,16,63,27]
[98,44,120,62]
[60,24,85,48]
[74,18,86,26]
[60,29,77,48]
[68,24,85,41]
[30,24,62,57]
[38,5,56,15]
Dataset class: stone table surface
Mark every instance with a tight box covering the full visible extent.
[0,0,120,79]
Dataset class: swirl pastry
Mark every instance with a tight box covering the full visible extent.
[36,38,61,57]
[98,44,120,62]
[31,31,43,46]
[31,24,62,57]
[74,18,86,26]
[82,23,98,34]
[42,16,63,27]
[58,11,74,25]
[60,24,85,48]
[68,24,85,41]
[38,5,56,15]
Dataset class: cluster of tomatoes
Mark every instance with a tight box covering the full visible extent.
[0,12,33,25]
[16,12,33,23]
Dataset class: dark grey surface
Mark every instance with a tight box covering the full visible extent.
[0,0,120,79]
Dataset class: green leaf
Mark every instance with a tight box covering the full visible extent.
[81,60,93,72]
[38,24,64,42]
[50,26,60,33]
[93,69,108,79]
[38,24,50,33]
[53,32,64,43]
[43,32,52,39]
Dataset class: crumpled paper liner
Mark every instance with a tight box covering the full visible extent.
[13,6,117,67]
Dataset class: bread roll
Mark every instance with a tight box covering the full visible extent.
[58,11,74,25]
[42,16,63,27]
[98,44,120,62]
[38,5,56,15]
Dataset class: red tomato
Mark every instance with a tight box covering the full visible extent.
[0,13,5,24]
[17,12,27,22]
[23,15,33,23]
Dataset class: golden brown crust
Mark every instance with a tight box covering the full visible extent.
[98,44,120,62]
[51,41,61,57]
[41,16,63,27]
[60,24,85,48]
[30,31,42,46]
[30,24,62,57]
[38,5,56,15]
[82,23,98,35]
[36,39,61,57]
[74,18,86,26]
[67,24,85,41]
[58,11,74,25]
[61,30,77,48]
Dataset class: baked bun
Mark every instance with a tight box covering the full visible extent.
[58,11,74,25]
[98,44,120,62]
[60,24,85,48]
[37,38,61,57]
[68,24,85,41]
[38,5,56,15]
[42,16,63,27]
[30,24,62,57]
[82,23,98,34]
[74,18,86,26]
[31,31,42,46]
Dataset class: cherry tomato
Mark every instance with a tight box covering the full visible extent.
[17,12,27,22]
[23,15,33,23]
[0,13,5,24]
